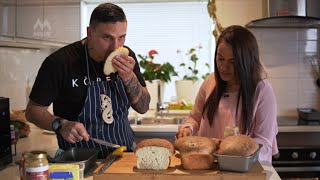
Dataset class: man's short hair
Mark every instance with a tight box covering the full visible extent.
[89,3,126,29]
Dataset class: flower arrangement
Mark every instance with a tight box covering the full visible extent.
[138,50,178,83]
[178,45,210,80]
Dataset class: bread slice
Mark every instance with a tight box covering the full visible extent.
[134,138,175,170]
[174,136,218,170]
[217,134,259,156]
[103,47,129,76]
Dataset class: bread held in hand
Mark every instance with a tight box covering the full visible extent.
[103,47,129,76]
[134,138,175,170]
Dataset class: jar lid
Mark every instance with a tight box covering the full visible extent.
[23,151,47,159]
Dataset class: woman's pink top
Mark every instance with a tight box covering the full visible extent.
[179,73,278,162]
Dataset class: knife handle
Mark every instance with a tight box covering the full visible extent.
[112,146,127,156]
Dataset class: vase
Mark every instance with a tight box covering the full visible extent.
[145,80,165,110]
[175,80,202,104]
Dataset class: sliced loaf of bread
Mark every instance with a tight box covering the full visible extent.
[134,138,175,170]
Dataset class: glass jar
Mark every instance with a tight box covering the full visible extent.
[224,126,239,138]
[24,151,49,180]
[10,125,15,141]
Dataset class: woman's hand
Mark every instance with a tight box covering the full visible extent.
[176,127,192,139]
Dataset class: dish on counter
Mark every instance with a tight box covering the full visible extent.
[52,147,98,174]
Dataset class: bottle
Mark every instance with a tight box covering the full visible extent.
[24,151,49,180]
[224,126,239,138]
[10,125,15,141]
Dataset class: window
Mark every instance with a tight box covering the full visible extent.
[82,1,215,102]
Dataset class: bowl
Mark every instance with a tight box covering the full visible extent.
[52,148,98,174]
[214,144,262,172]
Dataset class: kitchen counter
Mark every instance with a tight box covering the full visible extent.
[277,116,320,132]
[131,115,320,133]
[0,123,281,180]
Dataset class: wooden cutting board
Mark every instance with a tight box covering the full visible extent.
[93,152,266,180]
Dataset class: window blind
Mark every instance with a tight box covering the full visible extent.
[83,2,214,102]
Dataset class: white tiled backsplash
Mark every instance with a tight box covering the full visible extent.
[0,47,53,110]
[250,28,320,117]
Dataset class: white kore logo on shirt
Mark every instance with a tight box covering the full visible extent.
[72,76,113,87]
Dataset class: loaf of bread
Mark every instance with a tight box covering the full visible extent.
[180,153,215,170]
[217,134,259,156]
[134,138,175,170]
[174,136,218,154]
[174,136,218,170]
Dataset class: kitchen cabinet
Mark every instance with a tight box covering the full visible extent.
[16,0,43,40]
[16,0,80,43]
[0,0,15,37]
[43,0,80,43]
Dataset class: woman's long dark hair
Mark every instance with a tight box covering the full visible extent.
[203,25,265,134]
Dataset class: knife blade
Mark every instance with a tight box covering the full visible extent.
[96,146,127,175]
[90,138,120,148]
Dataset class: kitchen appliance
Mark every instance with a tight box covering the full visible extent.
[269,0,320,18]
[274,117,320,178]
[273,146,320,178]
[246,0,320,28]
[0,97,12,170]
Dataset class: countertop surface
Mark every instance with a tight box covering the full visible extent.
[131,115,320,133]
[0,123,281,180]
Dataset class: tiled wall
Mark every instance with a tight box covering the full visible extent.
[249,28,320,117]
[0,47,52,110]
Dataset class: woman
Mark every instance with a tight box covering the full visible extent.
[176,25,278,162]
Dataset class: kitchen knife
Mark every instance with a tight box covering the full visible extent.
[91,138,120,148]
[96,146,127,175]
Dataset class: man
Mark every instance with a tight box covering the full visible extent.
[26,3,150,158]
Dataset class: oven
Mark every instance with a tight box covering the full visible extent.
[274,116,320,179]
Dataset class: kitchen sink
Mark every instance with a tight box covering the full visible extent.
[129,117,184,125]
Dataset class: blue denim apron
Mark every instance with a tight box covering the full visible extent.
[57,43,135,158]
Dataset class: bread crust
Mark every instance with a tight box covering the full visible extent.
[180,153,214,170]
[103,47,129,76]
[134,138,175,154]
[174,136,218,154]
[217,134,259,156]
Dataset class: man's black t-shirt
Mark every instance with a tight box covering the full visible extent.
[30,40,146,121]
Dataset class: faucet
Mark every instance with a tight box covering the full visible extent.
[156,81,165,117]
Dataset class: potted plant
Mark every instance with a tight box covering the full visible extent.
[175,45,210,104]
[138,50,177,110]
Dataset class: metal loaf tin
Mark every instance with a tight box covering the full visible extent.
[214,144,262,172]
[53,148,98,174]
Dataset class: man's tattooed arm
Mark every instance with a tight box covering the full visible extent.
[123,74,150,114]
